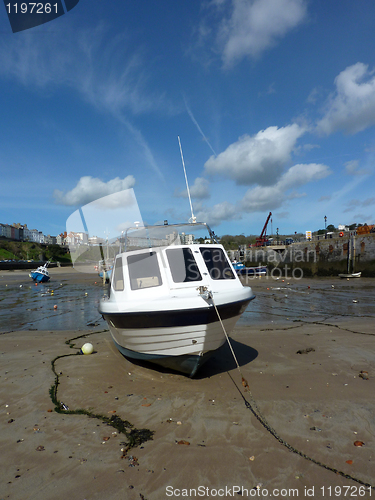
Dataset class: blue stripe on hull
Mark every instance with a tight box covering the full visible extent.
[30,273,50,282]
[112,338,214,377]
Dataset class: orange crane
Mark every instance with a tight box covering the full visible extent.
[255,212,272,247]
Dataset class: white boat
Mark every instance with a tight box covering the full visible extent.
[339,271,361,279]
[29,261,50,283]
[99,222,255,377]
[339,235,361,279]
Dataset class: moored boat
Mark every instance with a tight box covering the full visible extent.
[98,259,113,281]
[29,261,51,283]
[232,262,267,277]
[99,222,255,377]
[339,271,361,279]
[339,235,361,279]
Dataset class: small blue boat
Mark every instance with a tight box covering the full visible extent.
[29,262,50,283]
[99,268,112,281]
[232,262,267,276]
[98,259,113,281]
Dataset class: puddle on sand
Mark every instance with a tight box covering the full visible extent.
[0,281,106,331]
[1,275,374,331]
[238,278,375,325]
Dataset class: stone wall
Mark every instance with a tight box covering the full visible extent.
[228,233,375,277]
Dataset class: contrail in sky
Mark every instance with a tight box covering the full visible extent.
[183,95,217,157]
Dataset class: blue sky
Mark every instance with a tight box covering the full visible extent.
[1,0,375,239]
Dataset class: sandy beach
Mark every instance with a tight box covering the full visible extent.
[1,268,374,499]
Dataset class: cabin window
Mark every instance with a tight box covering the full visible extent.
[127,252,162,290]
[166,248,202,283]
[200,247,235,280]
[113,256,124,291]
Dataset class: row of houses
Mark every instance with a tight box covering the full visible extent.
[0,223,63,245]
[1,222,201,248]
[0,223,108,247]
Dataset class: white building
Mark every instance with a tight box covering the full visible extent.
[88,236,106,245]
[181,233,195,245]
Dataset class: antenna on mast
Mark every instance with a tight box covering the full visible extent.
[178,136,196,223]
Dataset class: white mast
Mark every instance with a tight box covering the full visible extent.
[178,136,196,223]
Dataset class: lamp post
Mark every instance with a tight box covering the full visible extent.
[276,227,279,244]
[324,216,327,239]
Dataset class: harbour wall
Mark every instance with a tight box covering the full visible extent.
[228,233,375,277]
[0,261,71,271]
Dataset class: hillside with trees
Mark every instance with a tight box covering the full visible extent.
[0,240,71,263]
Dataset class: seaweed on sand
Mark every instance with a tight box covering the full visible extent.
[49,332,154,451]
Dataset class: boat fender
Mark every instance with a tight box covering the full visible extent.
[339,232,344,237]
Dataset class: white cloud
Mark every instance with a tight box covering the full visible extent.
[344,197,375,214]
[241,163,331,212]
[195,201,238,226]
[344,159,371,176]
[307,87,320,104]
[278,163,329,189]
[175,177,211,200]
[352,214,374,223]
[192,161,330,227]
[317,63,375,135]
[54,175,136,206]
[362,197,375,207]
[343,199,360,213]
[204,124,305,185]
[218,0,308,67]
[276,211,290,219]
[258,82,276,98]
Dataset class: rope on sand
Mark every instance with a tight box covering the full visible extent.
[210,293,375,490]
[49,330,154,451]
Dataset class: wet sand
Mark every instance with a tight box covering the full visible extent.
[1,268,374,499]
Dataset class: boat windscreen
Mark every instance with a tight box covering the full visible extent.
[124,223,214,251]
[166,247,202,283]
[199,247,235,280]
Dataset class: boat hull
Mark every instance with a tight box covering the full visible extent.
[111,338,215,377]
[102,297,253,377]
[339,272,361,278]
[29,272,50,282]
[99,269,112,281]
[235,265,267,276]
